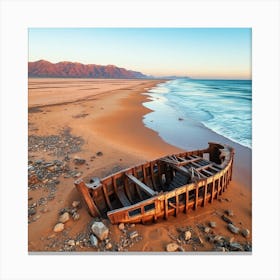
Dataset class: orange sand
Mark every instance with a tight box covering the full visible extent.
[28,78,252,252]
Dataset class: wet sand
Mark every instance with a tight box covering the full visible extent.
[28,78,252,252]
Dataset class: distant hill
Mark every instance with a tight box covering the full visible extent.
[28,60,148,79]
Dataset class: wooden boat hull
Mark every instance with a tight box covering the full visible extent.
[75,142,234,224]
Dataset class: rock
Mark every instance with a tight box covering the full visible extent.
[72,213,80,221]
[90,234,98,247]
[241,229,250,238]
[209,221,216,228]
[74,158,86,165]
[128,231,138,239]
[53,223,64,232]
[227,223,239,234]
[166,243,179,252]
[91,221,109,241]
[96,151,103,156]
[213,235,224,242]
[28,207,36,216]
[221,215,233,224]
[225,209,234,217]
[184,231,192,241]
[67,240,75,246]
[118,223,125,231]
[105,242,112,250]
[73,172,82,178]
[204,227,211,233]
[72,200,80,208]
[230,242,244,251]
[216,246,226,252]
[59,212,70,223]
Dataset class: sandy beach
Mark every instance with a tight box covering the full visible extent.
[28,78,252,252]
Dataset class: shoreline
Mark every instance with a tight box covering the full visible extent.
[28,78,252,252]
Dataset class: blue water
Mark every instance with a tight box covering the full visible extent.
[143,78,252,149]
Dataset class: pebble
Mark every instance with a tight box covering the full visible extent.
[90,234,98,247]
[28,208,36,216]
[74,172,82,178]
[241,229,250,238]
[53,223,64,232]
[68,240,75,246]
[204,227,211,233]
[96,151,103,156]
[118,223,125,231]
[227,223,239,234]
[105,242,112,250]
[230,242,244,251]
[225,209,234,217]
[221,215,233,224]
[59,212,70,223]
[74,158,86,165]
[184,231,192,241]
[91,221,109,241]
[166,243,179,252]
[128,231,138,239]
[72,213,80,221]
[209,221,216,228]
[72,200,80,208]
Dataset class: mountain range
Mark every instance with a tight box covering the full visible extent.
[28,60,149,79]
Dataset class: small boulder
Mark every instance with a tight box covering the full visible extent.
[53,223,64,233]
[225,209,234,217]
[227,223,239,234]
[72,213,80,221]
[204,227,210,233]
[184,231,192,241]
[90,234,98,247]
[209,221,216,228]
[128,231,138,239]
[91,221,109,241]
[118,223,125,231]
[166,243,179,252]
[67,240,75,246]
[230,242,244,251]
[241,228,250,238]
[72,200,81,208]
[73,157,86,165]
[59,212,70,223]
[105,242,112,250]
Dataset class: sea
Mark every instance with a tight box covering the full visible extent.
[142,78,252,150]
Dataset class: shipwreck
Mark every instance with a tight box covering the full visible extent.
[75,142,234,224]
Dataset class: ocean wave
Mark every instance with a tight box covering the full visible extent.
[143,78,252,148]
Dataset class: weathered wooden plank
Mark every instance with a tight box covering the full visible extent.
[102,183,113,210]
[185,188,189,214]
[126,173,156,197]
[203,183,208,206]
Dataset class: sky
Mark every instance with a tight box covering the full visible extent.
[28,28,251,79]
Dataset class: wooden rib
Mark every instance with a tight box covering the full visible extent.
[133,168,143,200]
[201,169,214,176]
[161,156,202,166]
[164,198,168,220]
[175,193,179,216]
[194,184,199,210]
[211,180,215,203]
[150,162,157,191]
[124,176,133,203]
[185,187,189,214]
[102,183,113,210]
[203,183,207,206]
[126,173,156,196]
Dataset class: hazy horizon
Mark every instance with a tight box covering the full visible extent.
[29,28,251,80]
